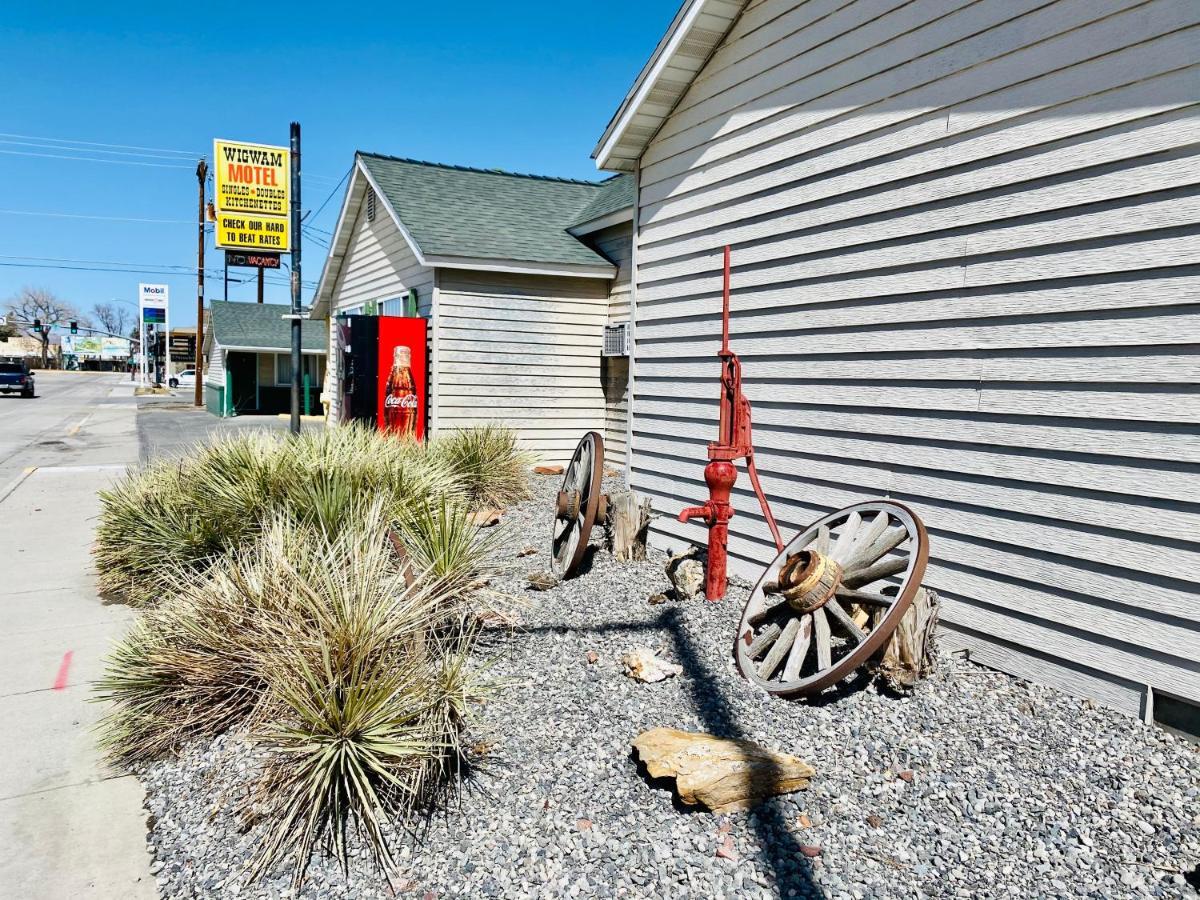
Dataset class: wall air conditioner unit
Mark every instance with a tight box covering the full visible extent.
[602,322,629,357]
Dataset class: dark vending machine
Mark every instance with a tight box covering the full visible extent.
[336,315,428,438]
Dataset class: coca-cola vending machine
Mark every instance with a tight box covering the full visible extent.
[337,315,427,438]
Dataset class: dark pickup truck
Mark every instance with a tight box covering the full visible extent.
[0,362,35,397]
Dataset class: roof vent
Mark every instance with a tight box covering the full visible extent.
[366,187,376,222]
[603,322,629,357]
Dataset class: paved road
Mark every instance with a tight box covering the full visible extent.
[0,371,155,899]
[135,392,316,463]
[0,370,137,493]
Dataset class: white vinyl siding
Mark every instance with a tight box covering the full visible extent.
[326,194,434,423]
[630,0,1200,717]
[435,270,610,463]
[204,328,223,388]
[584,221,634,467]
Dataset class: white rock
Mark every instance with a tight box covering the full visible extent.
[621,646,683,683]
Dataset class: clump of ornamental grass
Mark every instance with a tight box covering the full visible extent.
[94,516,317,764]
[94,424,466,607]
[96,501,490,884]
[430,424,533,509]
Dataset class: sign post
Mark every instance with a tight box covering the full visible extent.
[139,283,168,386]
[289,122,302,435]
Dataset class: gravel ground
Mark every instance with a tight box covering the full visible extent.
[140,472,1200,899]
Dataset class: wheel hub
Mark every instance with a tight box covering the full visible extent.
[774,550,843,614]
[556,489,581,521]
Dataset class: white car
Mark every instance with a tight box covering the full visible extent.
[168,369,196,389]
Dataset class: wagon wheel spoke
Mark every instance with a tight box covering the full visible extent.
[782,614,813,682]
[812,524,830,554]
[758,616,801,680]
[834,586,893,608]
[824,597,866,644]
[830,511,861,563]
[843,555,908,589]
[841,511,890,570]
[812,607,832,671]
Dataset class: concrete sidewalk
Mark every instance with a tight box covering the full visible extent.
[0,381,155,898]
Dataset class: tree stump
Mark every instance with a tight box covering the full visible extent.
[607,490,651,561]
[872,587,939,691]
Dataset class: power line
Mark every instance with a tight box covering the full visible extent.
[0,255,317,287]
[0,149,195,169]
[0,131,200,156]
[306,167,352,223]
[0,139,202,162]
[0,208,196,225]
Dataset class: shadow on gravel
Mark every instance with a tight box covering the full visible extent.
[521,605,824,898]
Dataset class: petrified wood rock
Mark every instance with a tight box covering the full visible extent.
[631,728,815,813]
[622,647,682,683]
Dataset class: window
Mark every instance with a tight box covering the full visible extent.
[276,354,324,387]
[380,297,403,316]
[366,187,376,222]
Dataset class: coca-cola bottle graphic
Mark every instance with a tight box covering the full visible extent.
[383,344,418,434]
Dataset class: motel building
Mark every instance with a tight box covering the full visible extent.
[589,0,1200,729]
[309,153,634,466]
[203,300,326,417]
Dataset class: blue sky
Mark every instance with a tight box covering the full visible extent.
[0,1,676,327]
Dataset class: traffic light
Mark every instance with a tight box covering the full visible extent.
[32,318,41,329]
[70,321,78,334]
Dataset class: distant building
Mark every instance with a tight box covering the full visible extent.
[203,301,326,417]
[309,154,633,464]
[0,333,60,368]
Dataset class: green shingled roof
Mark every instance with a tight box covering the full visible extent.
[209,301,326,352]
[570,174,635,228]
[358,153,614,269]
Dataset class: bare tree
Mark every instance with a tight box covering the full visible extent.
[5,287,80,368]
[91,302,132,337]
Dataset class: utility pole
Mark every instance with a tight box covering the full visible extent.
[289,121,302,435]
[257,267,264,303]
[195,160,208,407]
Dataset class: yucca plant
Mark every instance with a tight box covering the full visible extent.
[94,517,318,761]
[429,424,533,509]
[242,501,486,883]
[96,500,488,884]
[392,496,503,602]
[93,425,478,606]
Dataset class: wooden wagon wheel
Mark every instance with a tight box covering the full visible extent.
[734,500,929,698]
[550,431,606,579]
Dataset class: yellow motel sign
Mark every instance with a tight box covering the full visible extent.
[213,139,291,251]
[216,213,290,251]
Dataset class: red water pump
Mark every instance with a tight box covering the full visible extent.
[677,247,784,600]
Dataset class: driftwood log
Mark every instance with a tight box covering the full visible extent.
[607,490,652,561]
[869,587,939,691]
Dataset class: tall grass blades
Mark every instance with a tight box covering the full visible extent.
[430,425,533,509]
[96,501,487,884]
[93,425,468,607]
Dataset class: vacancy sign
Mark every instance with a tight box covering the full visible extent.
[213,139,291,252]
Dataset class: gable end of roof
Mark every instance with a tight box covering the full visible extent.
[593,0,747,172]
